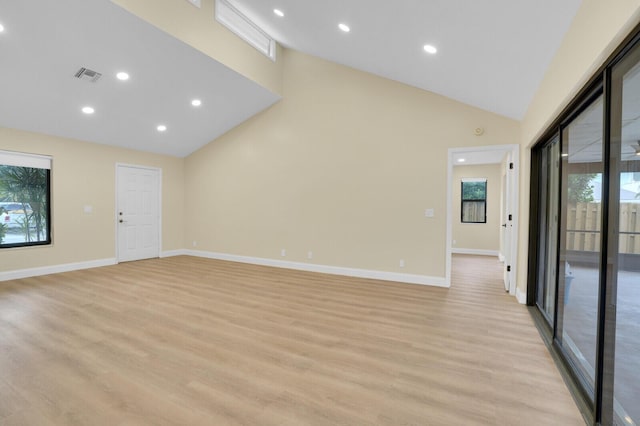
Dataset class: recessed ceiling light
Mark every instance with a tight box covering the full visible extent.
[116,72,130,81]
[0,24,5,33]
[273,9,284,17]
[338,23,350,33]
[457,158,465,163]
[191,99,202,107]
[423,44,437,54]
[81,106,95,115]
[157,125,167,132]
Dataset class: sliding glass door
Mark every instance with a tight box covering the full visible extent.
[530,28,640,426]
[557,95,604,397]
[536,136,560,323]
[607,40,640,426]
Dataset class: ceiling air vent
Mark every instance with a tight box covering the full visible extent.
[74,67,102,83]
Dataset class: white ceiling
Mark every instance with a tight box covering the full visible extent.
[0,0,280,157]
[231,0,583,120]
[452,149,508,166]
[0,0,585,159]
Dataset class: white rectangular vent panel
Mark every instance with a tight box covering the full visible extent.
[74,67,102,83]
[215,0,276,61]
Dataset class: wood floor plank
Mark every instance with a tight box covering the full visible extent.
[0,254,584,425]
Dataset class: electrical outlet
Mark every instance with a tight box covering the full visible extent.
[307,251,313,259]
[425,208,435,218]
[192,241,197,247]
[281,249,286,257]
[399,259,405,268]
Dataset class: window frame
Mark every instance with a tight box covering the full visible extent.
[460,179,487,224]
[0,150,52,249]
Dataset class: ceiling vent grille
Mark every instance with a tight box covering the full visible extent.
[74,67,102,83]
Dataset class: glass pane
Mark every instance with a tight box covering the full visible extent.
[558,95,604,394]
[611,55,640,426]
[462,200,486,223]
[462,181,486,200]
[537,138,560,321]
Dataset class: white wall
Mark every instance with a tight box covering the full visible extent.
[0,127,184,273]
[184,49,520,282]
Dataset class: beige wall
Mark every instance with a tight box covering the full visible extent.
[0,127,184,272]
[111,0,283,95]
[452,164,502,253]
[516,0,640,296]
[184,49,519,279]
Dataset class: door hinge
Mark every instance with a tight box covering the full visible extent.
[507,265,511,272]
[509,162,514,169]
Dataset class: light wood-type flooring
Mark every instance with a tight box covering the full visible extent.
[0,254,584,425]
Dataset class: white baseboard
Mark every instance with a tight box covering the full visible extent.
[0,250,447,288]
[0,258,117,282]
[516,286,527,304]
[451,248,500,257]
[185,249,448,288]
[160,249,189,258]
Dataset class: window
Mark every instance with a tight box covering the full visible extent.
[215,0,277,61]
[0,150,51,248]
[461,178,487,223]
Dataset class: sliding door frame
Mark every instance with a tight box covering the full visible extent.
[528,23,640,426]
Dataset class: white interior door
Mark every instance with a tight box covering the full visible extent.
[502,165,512,291]
[502,150,518,294]
[116,165,160,262]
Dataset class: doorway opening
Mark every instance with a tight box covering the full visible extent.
[445,144,519,297]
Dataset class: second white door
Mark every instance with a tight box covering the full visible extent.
[116,165,161,262]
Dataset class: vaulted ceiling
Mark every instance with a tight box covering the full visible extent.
[0,0,584,158]
[232,0,582,120]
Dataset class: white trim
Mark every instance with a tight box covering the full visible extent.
[215,0,276,61]
[498,253,505,262]
[516,286,527,304]
[0,149,51,169]
[445,151,454,288]
[160,249,189,258]
[451,248,499,257]
[0,258,116,282]
[460,177,487,183]
[186,250,448,287]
